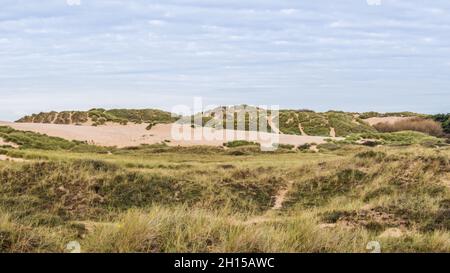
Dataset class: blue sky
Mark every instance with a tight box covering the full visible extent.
[0,0,449,120]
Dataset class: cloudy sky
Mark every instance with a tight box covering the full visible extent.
[0,0,449,120]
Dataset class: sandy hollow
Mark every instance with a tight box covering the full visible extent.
[0,122,340,148]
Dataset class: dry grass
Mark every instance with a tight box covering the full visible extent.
[0,141,450,253]
[374,118,444,137]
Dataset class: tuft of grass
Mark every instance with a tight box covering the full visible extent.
[223,140,260,148]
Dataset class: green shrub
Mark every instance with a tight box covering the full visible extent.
[297,143,311,151]
[433,114,450,134]
[223,140,260,148]
[277,144,295,150]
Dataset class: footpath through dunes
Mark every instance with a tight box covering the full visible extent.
[0,121,339,148]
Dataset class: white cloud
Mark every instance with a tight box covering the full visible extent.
[279,9,297,15]
[329,21,352,28]
[422,37,435,44]
[0,0,449,120]
[66,0,81,6]
[148,20,166,26]
[273,40,290,45]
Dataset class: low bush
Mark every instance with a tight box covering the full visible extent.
[277,144,295,150]
[297,143,311,151]
[433,113,450,135]
[223,140,260,148]
[317,143,340,151]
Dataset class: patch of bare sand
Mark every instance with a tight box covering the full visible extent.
[273,181,294,210]
[298,123,307,136]
[267,115,281,134]
[364,116,414,126]
[329,127,336,137]
[0,121,341,148]
[379,228,405,239]
[0,155,25,162]
[0,137,19,148]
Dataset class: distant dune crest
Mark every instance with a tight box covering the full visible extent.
[16,108,178,127]
[17,106,424,138]
[9,106,448,148]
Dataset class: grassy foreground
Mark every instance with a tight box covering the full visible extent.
[0,137,449,253]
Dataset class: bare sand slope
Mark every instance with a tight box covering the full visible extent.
[0,121,339,148]
[0,155,25,162]
[364,117,414,126]
[0,137,19,148]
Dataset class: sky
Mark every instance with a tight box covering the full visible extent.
[0,0,450,121]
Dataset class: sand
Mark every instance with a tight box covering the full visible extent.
[267,115,281,134]
[0,137,19,148]
[364,116,414,126]
[0,155,25,162]
[272,181,294,210]
[329,127,336,137]
[0,121,340,148]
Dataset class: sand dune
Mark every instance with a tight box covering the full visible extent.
[0,121,338,148]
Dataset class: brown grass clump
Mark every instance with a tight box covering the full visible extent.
[374,118,444,137]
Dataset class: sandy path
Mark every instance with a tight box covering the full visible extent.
[267,115,281,134]
[0,122,341,148]
[330,127,336,137]
[272,181,294,210]
[239,181,295,225]
[298,123,307,136]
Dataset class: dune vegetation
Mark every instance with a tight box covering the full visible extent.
[0,123,450,253]
[433,114,450,135]
[276,110,376,137]
[15,107,450,139]
[184,106,376,137]
[16,108,178,127]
